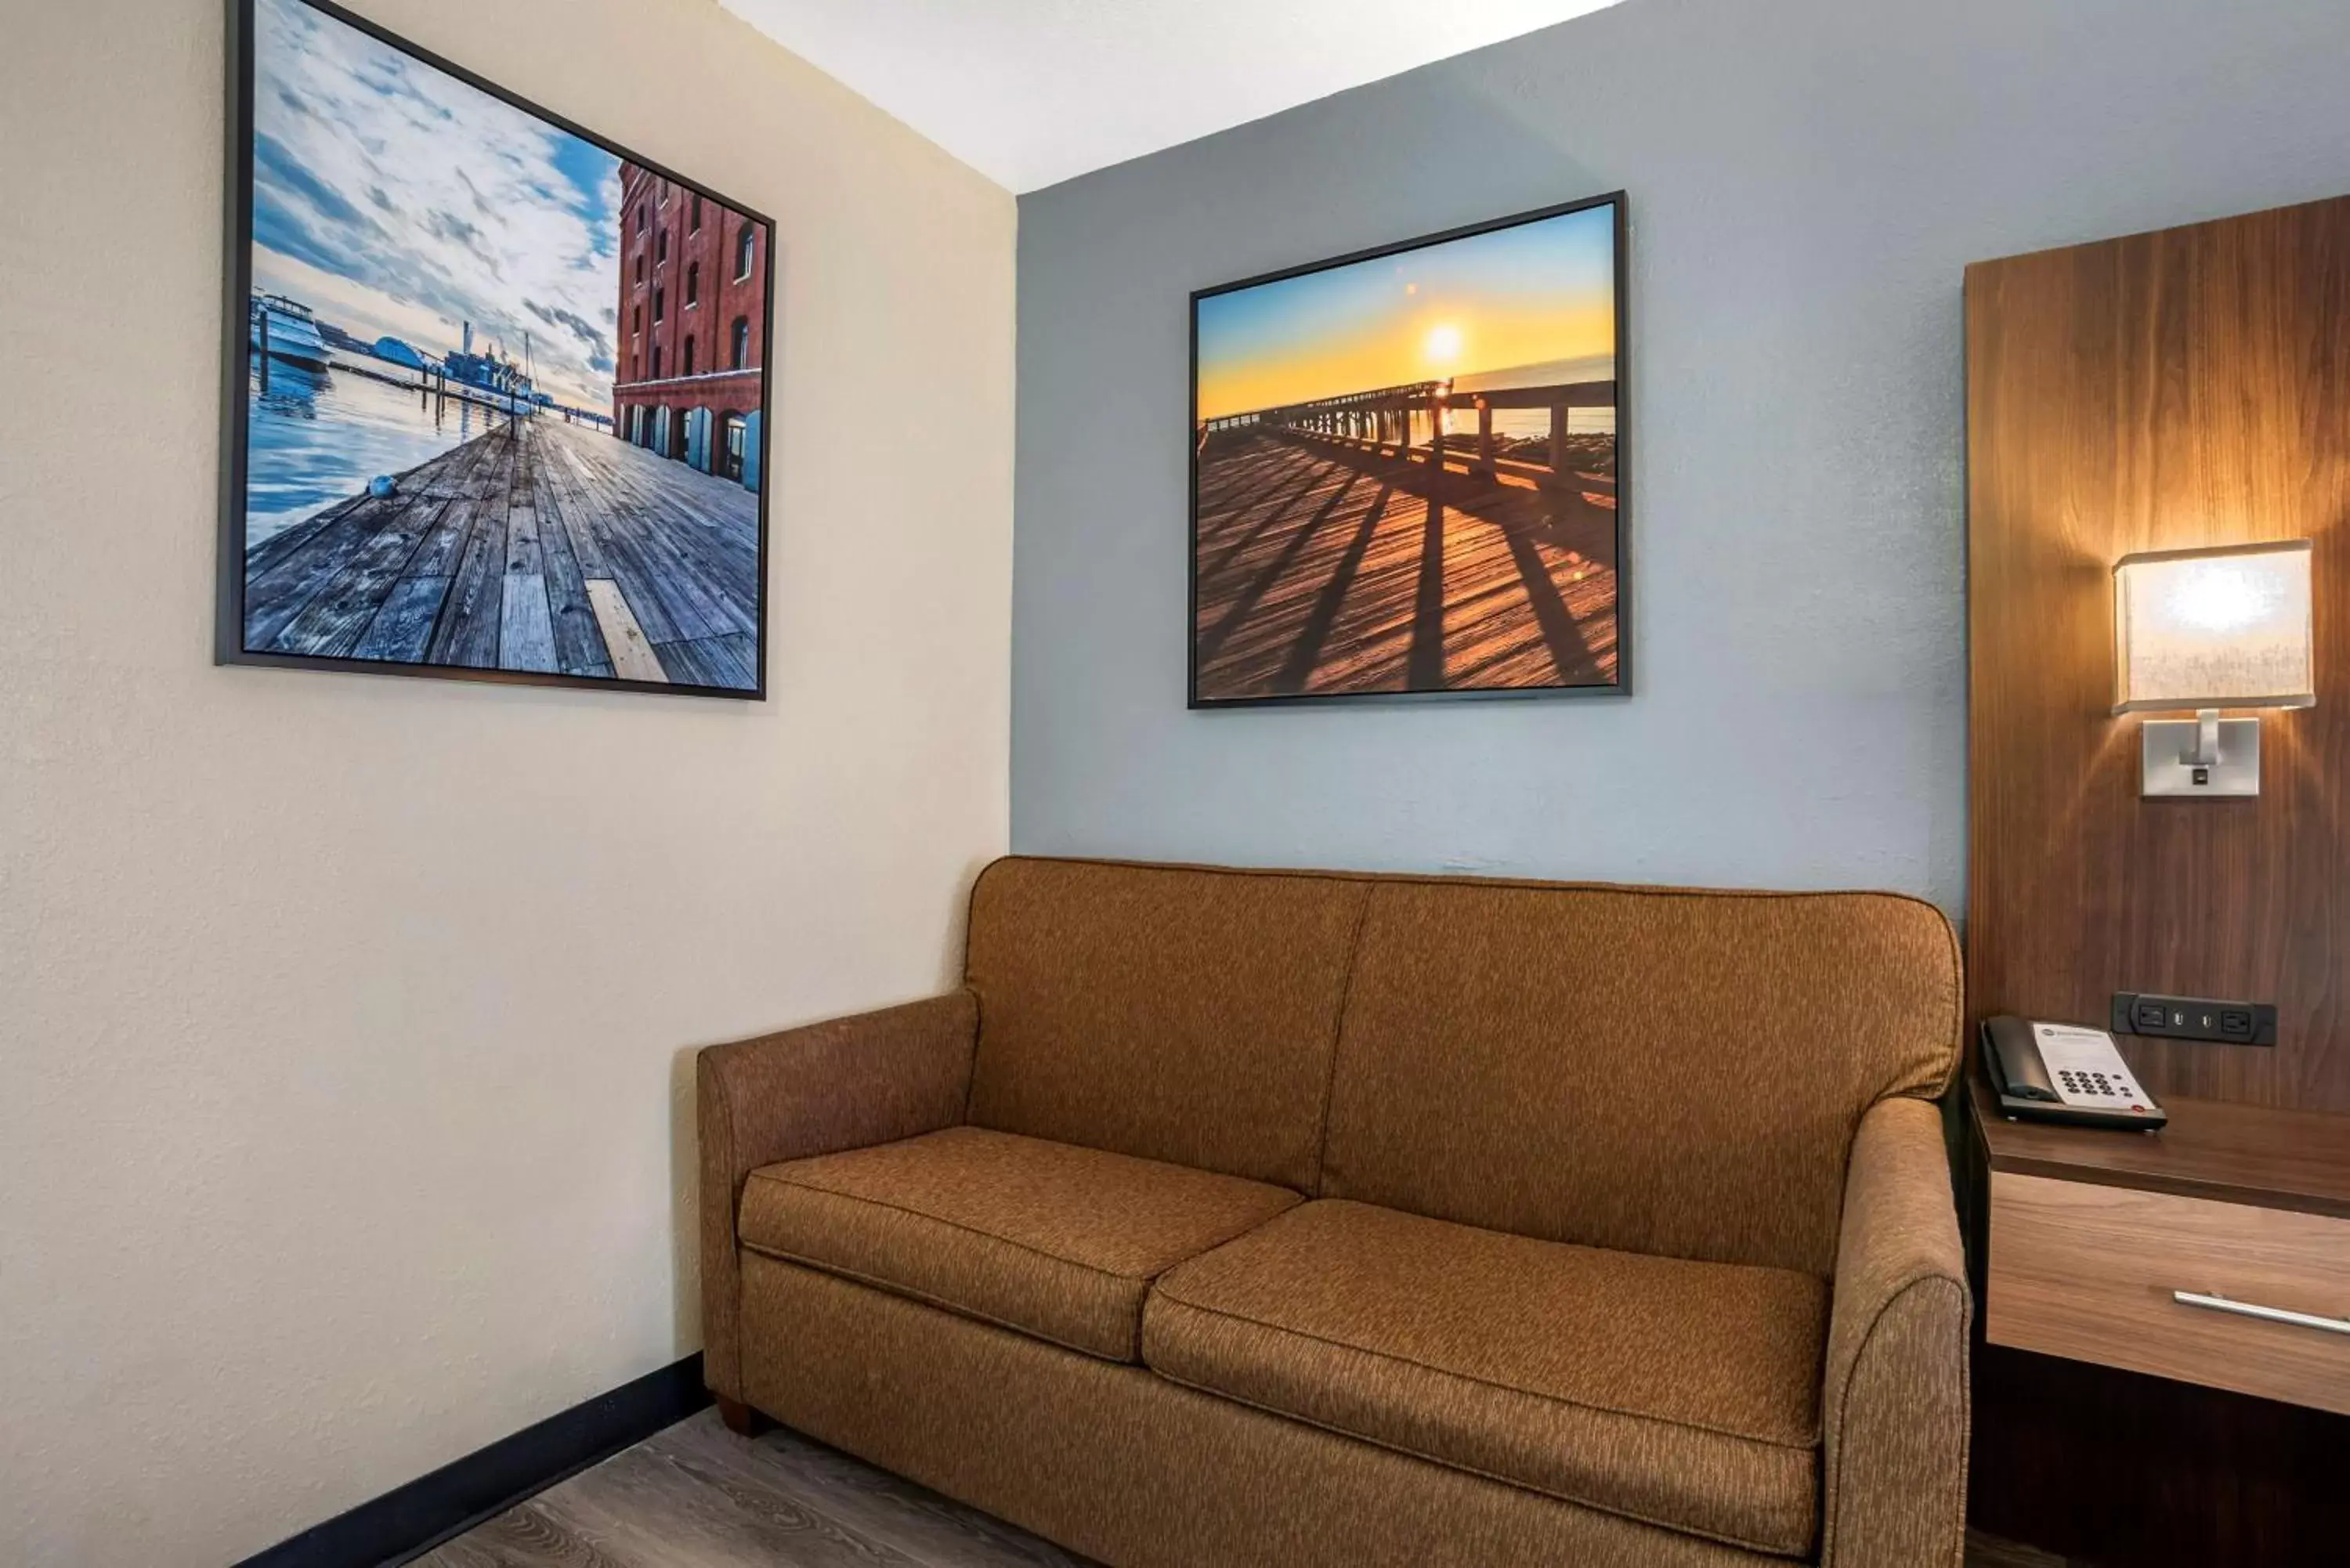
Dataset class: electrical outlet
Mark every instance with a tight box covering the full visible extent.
[2110,992,2276,1046]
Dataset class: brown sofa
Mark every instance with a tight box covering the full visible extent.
[700,857,1969,1567]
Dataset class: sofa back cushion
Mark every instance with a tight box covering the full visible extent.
[1318,880,1960,1277]
[964,858,1368,1190]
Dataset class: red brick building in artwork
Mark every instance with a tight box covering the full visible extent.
[611,163,768,491]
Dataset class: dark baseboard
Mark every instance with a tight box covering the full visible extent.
[236,1353,711,1568]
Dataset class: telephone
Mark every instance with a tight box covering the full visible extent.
[1981,1016,2167,1130]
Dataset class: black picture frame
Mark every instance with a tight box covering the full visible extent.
[218,0,777,699]
[1187,192,1630,709]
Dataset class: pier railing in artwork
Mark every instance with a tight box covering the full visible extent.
[1200,377,1614,487]
[337,355,615,429]
[254,300,613,430]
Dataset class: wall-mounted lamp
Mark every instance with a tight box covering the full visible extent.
[2113,539,2314,797]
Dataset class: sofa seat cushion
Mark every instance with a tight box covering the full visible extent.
[1143,1201,1830,1556]
[739,1125,1302,1363]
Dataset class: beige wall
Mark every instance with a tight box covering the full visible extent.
[0,1,1013,1560]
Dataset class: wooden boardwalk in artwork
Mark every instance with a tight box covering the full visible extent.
[244,417,760,690]
[1192,428,1618,702]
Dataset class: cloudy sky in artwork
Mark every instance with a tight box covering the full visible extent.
[249,0,622,409]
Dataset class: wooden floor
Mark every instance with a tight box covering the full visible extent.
[245,417,760,691]
[416,1411,1087,1568]
[1191,428,1618,701]
[420,1408,2086,1566]
[1965,1534,2088,1568]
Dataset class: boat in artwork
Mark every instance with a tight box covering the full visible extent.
[249,293,333,369]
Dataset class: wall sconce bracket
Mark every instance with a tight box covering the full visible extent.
[2141,710,2260,797]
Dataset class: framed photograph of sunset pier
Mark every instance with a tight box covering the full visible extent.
[218,0,775,697]
[1188,194,1627,706]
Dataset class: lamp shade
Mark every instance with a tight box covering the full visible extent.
[2113,539,2315,714]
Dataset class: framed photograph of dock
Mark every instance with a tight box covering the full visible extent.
[218,0,775,696]
[1189,194,1627,706]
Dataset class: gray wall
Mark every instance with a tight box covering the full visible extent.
[1011,0,2350,910]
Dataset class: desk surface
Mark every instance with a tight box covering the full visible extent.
[1968,1075,2350,1219]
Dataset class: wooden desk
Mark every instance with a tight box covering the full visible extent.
[1969,1075,2350,1415]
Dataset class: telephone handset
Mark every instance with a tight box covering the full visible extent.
[1981,1016,2167,1130]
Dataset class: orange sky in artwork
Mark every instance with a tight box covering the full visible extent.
[1195,204,1617,421]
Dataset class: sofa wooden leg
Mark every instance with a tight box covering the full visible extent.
[714,1395,769,1436]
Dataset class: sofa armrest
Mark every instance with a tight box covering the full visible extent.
[698,989,978,1400]
[1818,1095,1972,1568]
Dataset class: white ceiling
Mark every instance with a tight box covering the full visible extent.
[720,0,1631,193]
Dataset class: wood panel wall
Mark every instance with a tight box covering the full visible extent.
[1966,195,2350,1567]
[1966,193,2350,1114]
